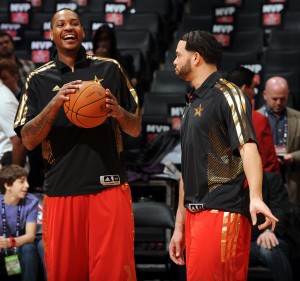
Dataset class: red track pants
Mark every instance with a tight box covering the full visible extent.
[42,183,137,281]
[185,210,251,281]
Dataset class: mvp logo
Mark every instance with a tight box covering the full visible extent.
[215,6,236,16]
[170,107,185,117]
[92,22,114,31]
[0,23,21,30]
[31,41,53,50]
[262,4,284,13]
[212,24,234,33]
[10,3,31,12]
[56,3,77,11]
[105,3,127,13]
[146,124,170,133]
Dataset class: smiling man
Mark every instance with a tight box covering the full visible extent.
[14,8,141,281]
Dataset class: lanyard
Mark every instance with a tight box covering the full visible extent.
[263,105,288,146]
[1,198,21,254]
[1,198,21,238]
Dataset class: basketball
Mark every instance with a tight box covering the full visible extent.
[64,80,110,128]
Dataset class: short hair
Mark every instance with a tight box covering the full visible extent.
[0,31,14,44]
[50,8,80,29]
[0,164,28,194]
[0,58,18,75]
[181,30,222,66]
[226,66,255,88]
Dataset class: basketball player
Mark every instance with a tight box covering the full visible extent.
[168,30,278,281]
[14,8,141,281]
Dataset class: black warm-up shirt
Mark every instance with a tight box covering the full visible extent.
[14,46,139,197]
[181,72,257,218]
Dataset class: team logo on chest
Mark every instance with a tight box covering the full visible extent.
[194,104,204,117]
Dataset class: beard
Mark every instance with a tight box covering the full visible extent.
[176,60,191,81]
[0,48,13,58]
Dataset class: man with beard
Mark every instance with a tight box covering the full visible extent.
[14,8,141,281]
[168,30,278,281]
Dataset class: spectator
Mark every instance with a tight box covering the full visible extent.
[226,66,280,174]
[0,33,43,192]
[126,117,182,183]
[0,58,21,100]
[250,172,294,281]
[0,32,35,89]
[135,117,181,170]
[258,77,300,231]
[0,164,42,281]
[92,24,138,87]
[0,59,44,192]
[0,81,26,167]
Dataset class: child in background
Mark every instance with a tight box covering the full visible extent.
[0,164,43,281]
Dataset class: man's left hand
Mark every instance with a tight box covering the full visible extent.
[105,90,124,118]
[250,198,279,231]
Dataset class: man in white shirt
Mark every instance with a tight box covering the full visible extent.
[0,80,26,167]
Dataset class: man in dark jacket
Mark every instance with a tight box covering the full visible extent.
[250,172,294,281]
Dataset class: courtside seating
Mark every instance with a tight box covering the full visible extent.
[268,29,300,51]
[219,50,259,72]
[188,0,223,16]
[115,29,156,83]
[133,201,175,281]
[151,70,190,93]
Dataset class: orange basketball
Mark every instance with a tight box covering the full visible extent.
[64,81,110,128]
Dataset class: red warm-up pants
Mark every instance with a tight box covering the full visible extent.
[185,210,251,281]
[42,183,136,281]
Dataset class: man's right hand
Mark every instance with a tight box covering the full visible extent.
[169,227,185,265]
[54,80,83,108]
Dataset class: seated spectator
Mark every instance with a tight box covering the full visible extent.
[226,67,300,281]
[226,66,280,174]
[0,32,35,89]
[0,59,45,192]
[0,81,26,167]
[250,172,294,281]
[134,117,181,178]
[257,77,300,233]
[92,24,138,87]
[0,164,45,281]
[0,58,21,100]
